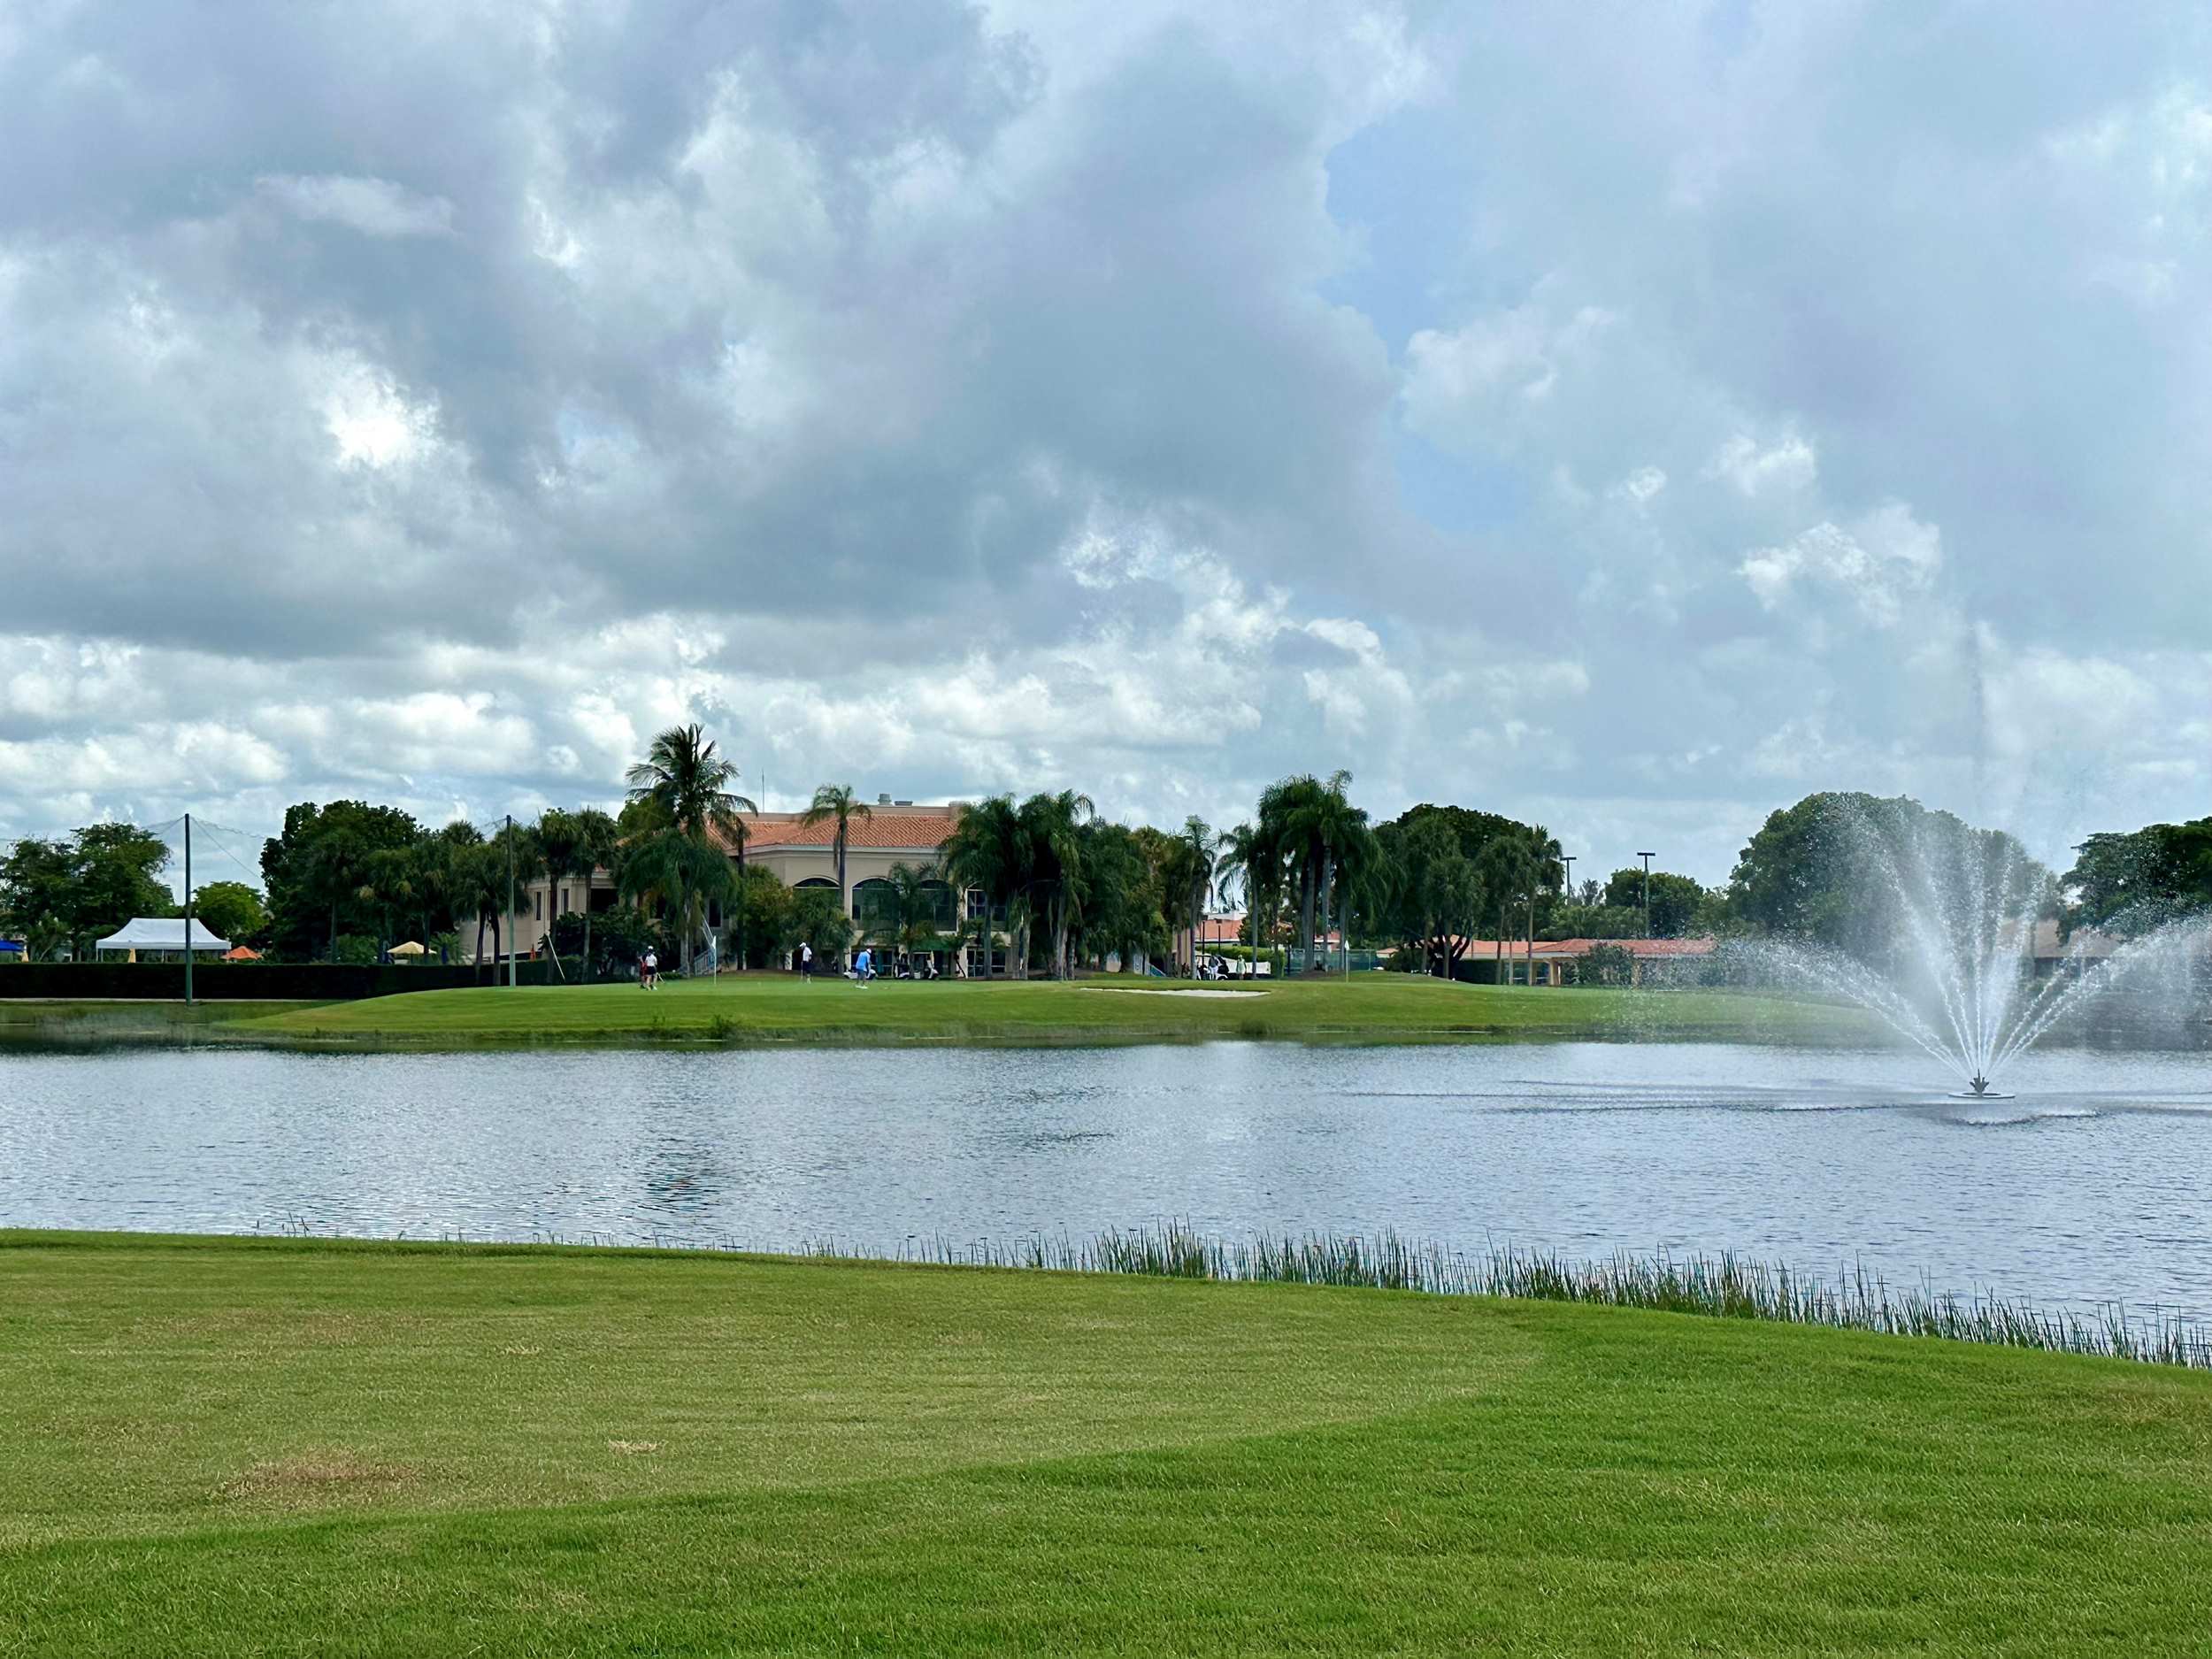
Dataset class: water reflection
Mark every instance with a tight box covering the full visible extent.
[3,1041,2209,1318]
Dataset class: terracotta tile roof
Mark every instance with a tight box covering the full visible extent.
[1450,936,1717,956]
[710,808,961,855]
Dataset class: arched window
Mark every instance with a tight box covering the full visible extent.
[921,880,957,928]
[851,878,895,926]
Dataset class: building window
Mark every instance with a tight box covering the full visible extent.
[534,893,542,920]
[559,887,569,914]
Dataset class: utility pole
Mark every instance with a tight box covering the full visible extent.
[1639,851,1655,940]
[1562,854,1576,908]
[182,812,194,1007]
[506,812,518,989]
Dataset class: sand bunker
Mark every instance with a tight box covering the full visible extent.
[1090,987,1264,998]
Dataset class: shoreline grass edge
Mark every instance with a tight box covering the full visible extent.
[13,1221,2203,1372]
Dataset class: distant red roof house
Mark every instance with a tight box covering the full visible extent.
[708,805,963,856]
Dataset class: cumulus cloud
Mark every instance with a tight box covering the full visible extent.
[1740,503,1943,628]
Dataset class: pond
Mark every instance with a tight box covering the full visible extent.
[4,1040,2209,1319]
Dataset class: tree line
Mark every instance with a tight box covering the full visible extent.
[5,741,2204,977]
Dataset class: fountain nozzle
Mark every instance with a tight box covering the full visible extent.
[1967,1074,1991,1095]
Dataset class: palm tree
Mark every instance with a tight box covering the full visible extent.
[355,846,417,964]
[1302,772,1371,975]
[536,807,619,980]
[449,837,512,981]
[800,784,873,941]
[1328,815,1380,975]
[1477,834,1535,983]
[1258,773,1338,969]
[618,829,737,974]
[872,860,953,969]
[1216,821,1263,979]
[941,795,1025,979]
[626,726,756,973]
[1172,818,1218,977]
[1018,790,1094,979]
[1517,825,1564,985]
[626,725,755,843]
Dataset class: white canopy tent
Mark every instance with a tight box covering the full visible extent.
[94,918,231,958]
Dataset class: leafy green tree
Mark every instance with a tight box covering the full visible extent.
[1380,814,1484,978]
[1540,902,1644,941]
[785,885,855,965]
[190,880,265,946]
[1600,868,1707,938]
[259,801,420,961]
[2063,818,2212,936]
[731,866,794,968]
[1070,821,1165,972]
[799,783,872,925]
[0,825,172,958]
[1727,792,2048,966]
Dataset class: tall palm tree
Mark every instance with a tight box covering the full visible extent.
[800,784,872,937]
[1174,817,1217,976]
[618,830,737,973]
[536,807,619,979]
[1018,789,1094,979]
[1258,773,1333,968]
[942,795,1025,979]
[873,860,953,968]
[626,725,755,843]
[1215,821,1264,979]
[1302,772,1370,975]
[1518,824,1564,985]
[1477,834,1535,983]
[355,846,417,964]
[626,726,756,972]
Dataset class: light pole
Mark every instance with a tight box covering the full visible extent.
[1638,851,1655,940]
[182,812,194,1008]
[506,812,518,989]
[1561,854,1575,909]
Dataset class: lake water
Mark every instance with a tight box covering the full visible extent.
[4,1041,2210,1319]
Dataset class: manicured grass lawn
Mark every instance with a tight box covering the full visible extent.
[233,972,1875,1048]
[5,1233,2210,1654]
[0,1000,327,1026]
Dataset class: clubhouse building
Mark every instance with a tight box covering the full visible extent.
[511,796,972,971]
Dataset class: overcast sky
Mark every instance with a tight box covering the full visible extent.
[4,1,2208,885]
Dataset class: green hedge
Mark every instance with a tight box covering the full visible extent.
[0,961,566,1001]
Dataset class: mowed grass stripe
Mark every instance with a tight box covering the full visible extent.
[6,1236,2212,1655]
[229,973,1875,1048]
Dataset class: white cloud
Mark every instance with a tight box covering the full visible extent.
[1705,432,1816,497]
[257,173,456,238]
[1740,504,1942,628]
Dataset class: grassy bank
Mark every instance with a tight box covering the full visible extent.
[228,972,1876,1048]
[0,999,331,1041]
[4,1233,2210,1655]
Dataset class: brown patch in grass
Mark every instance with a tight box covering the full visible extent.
[220,1448,416,1507]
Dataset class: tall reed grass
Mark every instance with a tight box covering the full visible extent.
[260,1213,2212,1371]
[832,1224,2212,1371]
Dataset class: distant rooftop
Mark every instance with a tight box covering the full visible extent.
[710,804,962,855]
